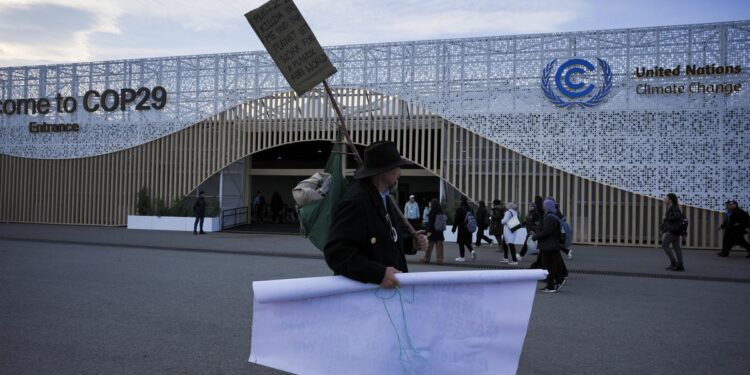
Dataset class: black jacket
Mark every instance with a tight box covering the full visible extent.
[324,179,408,285]
[532,212,560,251]
[476,206,489,227]
[489,206,505,236]
[525,209,542,232]
[661,204,683,234]
[722,208,749,237]
[193,197,206,216]
[452,206,472,243]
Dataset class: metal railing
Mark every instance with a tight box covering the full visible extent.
[222,207,248,230]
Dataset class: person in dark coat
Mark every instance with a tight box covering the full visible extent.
[718,200,750,257]
[555,204,573,259]
[193,191,206,235]
[474,200,494,246]
[661,193,685,271]
[519,202,542,258]
[420,198,445,264]
[270,191,283,224]
[552,204,570,278]
[451,196,475,262]
[253,191,266,223]
[532,199,566,292]
[489,200,506,251]
[324,141,428,288]
[528,196,548,269]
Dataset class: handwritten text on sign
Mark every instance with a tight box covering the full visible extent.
[245,0,337,96]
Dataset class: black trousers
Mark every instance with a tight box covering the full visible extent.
[493,235,502,251]
[540,249,565,289]
[193,215,205,233]
[499,236,509,253]
[475,225,493,245]
[721,232,750,255]
[504,243,518,261]
[531,249,568,277]
[458,240,473,257]
[519,230,533,256]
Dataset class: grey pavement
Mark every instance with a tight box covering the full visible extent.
[1,223,749,282]
[2,224,750,374]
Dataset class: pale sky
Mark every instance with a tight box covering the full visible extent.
[0,0,748,67]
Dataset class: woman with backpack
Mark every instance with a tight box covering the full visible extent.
[500,202,520,265]
[420,198,445,265]
[451,197,475,262]
[661,193,685,271]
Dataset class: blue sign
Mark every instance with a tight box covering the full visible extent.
[542,58,612,108]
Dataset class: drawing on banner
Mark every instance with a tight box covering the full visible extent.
[375,287,426,372]
[250,270,547,375]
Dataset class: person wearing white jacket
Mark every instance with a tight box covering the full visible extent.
[501,202,520,265]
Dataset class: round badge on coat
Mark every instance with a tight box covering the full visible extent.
[370,237,377,244]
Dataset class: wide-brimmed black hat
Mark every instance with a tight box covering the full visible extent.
[354,141,414,179]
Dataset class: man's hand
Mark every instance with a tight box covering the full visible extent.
[413,230,428,252]
[379,266,401,289]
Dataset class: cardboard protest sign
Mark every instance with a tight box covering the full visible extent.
[245,0,337,96]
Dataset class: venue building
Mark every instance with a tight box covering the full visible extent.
[1,20,748,249]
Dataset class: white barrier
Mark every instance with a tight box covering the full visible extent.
[126,215,221,232]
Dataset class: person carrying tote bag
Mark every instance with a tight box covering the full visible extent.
[500,202,520,264]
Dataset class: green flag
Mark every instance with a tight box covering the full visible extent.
[297,139,346,251]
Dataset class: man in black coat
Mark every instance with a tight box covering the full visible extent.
[474,201,494,247]
[324,141,428,288]
[532,199,565,292]
[718,200,750,257]
[193,191,206,235]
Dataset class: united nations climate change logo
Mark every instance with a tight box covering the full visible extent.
[542,58,612,108]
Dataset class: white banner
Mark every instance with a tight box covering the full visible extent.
[250,269,547,375]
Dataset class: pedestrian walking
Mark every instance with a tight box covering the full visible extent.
[718,200,750,257]
[271,191,283,224]
[519,202,542,258]
[451,197,475,262]
[661,193,685,271]
[500,202,520,264]
[420,199,446,265]
[422,204,431,228]
[533,199,567,292]
[253,191,266,223]
[489,200,508,254]
[551,201,570,278]
[404,194,421,230]
[475,200,494,246]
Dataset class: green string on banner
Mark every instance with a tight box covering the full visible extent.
[375,286,423,373]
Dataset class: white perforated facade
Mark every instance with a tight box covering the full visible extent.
[1,20,748,210]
